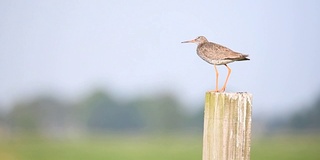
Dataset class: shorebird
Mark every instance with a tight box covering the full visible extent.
[182,36,249,92]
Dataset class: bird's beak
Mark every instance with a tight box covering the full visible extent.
[181,39,196,43]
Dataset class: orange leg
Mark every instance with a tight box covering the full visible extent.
[220,64,232,92]
[213,64,219,92]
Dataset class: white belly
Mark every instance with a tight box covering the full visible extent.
[199,56,234,65]
[209,59,234,65]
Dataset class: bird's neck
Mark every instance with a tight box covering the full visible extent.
[197,42,206,47]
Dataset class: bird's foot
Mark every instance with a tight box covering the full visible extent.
[208,89,224,93]
[219,87,226,92]
[208,89,226,93]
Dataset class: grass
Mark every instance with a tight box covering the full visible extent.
[0,134,319,160]
[251,135,320,160]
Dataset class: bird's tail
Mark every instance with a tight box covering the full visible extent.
[227,53,250,61]
[240,54,250,61]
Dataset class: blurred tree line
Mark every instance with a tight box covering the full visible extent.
[267,91,320,133]
[287,93,320,130]
[0,89,203,137]
[0,89,320,138]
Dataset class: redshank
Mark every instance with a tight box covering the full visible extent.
[182,36,249,92]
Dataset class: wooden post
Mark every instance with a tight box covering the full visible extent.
[202,92,252,160]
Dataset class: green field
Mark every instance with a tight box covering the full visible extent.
[0,135,319,160]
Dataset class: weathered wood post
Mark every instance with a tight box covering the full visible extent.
[202,92,252,160]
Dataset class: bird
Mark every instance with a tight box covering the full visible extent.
[182,36,249,92]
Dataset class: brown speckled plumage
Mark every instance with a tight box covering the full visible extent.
[182,36,249,92]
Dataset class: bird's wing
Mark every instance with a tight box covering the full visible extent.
[199,43,235,59]
[225,52,249,61]
[212,43,248,60]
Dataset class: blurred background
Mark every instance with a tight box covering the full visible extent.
[1,0,320,160]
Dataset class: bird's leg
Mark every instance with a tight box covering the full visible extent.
[213,64,219,92]
[220,64,232,92]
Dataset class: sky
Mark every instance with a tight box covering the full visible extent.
[1,0,320,117]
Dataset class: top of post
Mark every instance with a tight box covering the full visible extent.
[206,91,252,97]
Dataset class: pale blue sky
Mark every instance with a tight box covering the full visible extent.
[1,1,320,117]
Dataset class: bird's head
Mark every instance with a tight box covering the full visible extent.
[181,36,208,44]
